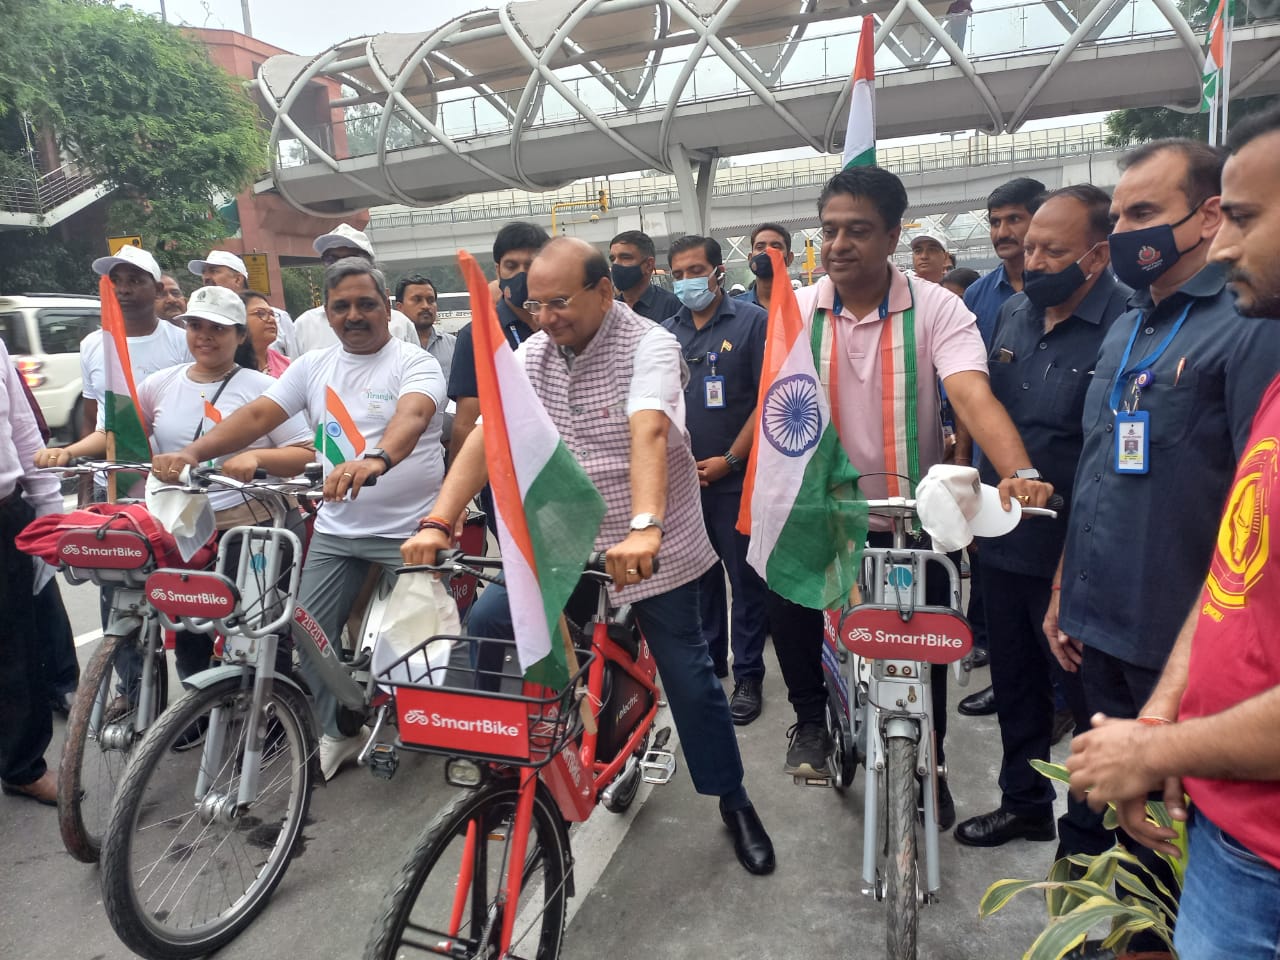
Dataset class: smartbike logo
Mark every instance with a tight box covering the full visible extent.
[836,605,973,665]
[395,687,530,760]
[402,709,522,739]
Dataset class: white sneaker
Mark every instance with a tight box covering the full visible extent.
[319,728,368,781]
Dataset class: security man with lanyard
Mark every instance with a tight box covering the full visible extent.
[662,235,770,724]
[1044,141,1280,899]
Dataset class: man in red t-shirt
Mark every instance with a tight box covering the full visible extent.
[1066,106,1280,958]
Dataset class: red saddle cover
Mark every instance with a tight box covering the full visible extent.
[17,502,217,571]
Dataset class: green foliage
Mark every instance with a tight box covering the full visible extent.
[281,265,325,318]
[1106,95,1279,146]
[0,229,97,294]
[105,196,230,276]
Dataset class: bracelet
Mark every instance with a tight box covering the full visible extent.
[416,517,454,537]
[1137,715,1173,726]
[1050,584,1061,591]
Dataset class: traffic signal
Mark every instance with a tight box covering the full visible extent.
[598,189,609,213]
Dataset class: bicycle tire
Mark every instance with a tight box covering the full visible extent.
[100,675,314,959]
[365,778,569,960]
[58,629,168,863]
[885,735,919,960]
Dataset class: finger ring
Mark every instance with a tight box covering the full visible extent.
[1017,494,1029,503]
[342,472,352,478]
[626,568,638,575]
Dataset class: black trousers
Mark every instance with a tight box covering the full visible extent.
[0,493,49,786]
[39,578,79,699]
[981,565,1102,848]
[768,531,951,765]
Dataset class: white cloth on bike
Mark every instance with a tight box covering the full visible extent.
[916,464,1020,551]
[264,338,446,539]
[138,363,313,514]
[145,470,215,561]
[370,573,459,691]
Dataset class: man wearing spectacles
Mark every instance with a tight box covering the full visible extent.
[291,224,419,355]
[409,237,776,875]
[662,235,770,725]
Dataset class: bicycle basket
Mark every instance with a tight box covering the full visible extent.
[377,634,595,769]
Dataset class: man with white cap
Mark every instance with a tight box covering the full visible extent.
[189,249,297,357]
[292,223,418,354]
[910,228,951,284]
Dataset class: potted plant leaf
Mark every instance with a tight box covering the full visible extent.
[978,761,1187,960]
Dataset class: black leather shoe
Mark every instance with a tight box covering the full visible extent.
[957,685,996,716]
[954,808,1056,847]
[729,678,762,725]
[969,648,990,668]
[721,802,776,875]
[937,778,956,831]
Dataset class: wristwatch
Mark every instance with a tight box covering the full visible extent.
[722,451,745,472]
[363,447,394,473]
[629,513,664,535]
[1011,467,1045,482]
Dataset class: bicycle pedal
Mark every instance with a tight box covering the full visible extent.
[638,749,676,785]
[367,742,399,781]
[792,774,834,788]
[651,725,672,752]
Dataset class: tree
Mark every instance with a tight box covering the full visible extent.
[0,0,268,291]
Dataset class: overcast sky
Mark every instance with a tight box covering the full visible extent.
[121,0,487,55]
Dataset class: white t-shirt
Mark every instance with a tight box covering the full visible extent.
[138,364,313,513]
[265,338,446,538]
[80,319,192,406]
[291,306,419,355]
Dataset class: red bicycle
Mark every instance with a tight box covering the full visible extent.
[364,551,676,960]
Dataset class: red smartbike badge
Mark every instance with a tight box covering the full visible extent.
[57,529,151,570]
[395,687,531,761]
[833,604,973,665]
[145,571,239,620]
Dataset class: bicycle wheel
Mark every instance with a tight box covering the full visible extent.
[58,629,168,863]
[100,675,314,960]
[365,778,569,960]
[885,735,919,960]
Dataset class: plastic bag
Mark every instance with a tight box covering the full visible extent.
[370,573,460,690]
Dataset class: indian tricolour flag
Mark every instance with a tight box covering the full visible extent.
[314,387,366,470]
[459,250,605,686]
[842,16,877,169]
[1201,0,1232,140]
[736,250,867,610]
[98,274,150,499]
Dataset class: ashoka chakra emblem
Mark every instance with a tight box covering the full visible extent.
[762,373,822,457]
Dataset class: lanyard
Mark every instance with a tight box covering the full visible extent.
[1107,302,1193,413]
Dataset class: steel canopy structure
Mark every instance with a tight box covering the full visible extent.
[254,0,1280,229]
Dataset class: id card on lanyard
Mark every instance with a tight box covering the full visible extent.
[703,351,725,409]
[1107,303,1192,475]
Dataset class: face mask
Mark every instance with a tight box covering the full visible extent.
[610,262,644,291]
[1108,202,1204,289]
[499,272,528,310]
[749,252,774,279]
[1022,243,1101,309]
[674,275,717,311]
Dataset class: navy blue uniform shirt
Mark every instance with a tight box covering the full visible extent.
[447,299,534,400]
[977,271,1132,579]
[1060,262,1280,669]
[964,263,1018,347]
[619,283,682,325]
[662,292,767,495]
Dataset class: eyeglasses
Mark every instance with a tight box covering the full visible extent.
[246,308,274,321]
[522,283,596,316]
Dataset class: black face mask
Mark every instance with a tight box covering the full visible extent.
[499,272,528,311]
[1107,201,1204,290]
[1022,243,1101,309]
[749,252,774,279]
[610,262,644,291]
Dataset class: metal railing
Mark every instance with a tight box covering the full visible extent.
[0,161,104,216]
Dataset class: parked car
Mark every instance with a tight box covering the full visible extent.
[0,293,101,440]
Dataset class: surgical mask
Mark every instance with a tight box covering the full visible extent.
[674,275,718,311]
[610,262,644,291]
[749,252,774,279]
[1107,202,1204,289]
[499,272,528,310]
[1022,243,1101,309]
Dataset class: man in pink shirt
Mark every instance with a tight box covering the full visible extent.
[771,166,1052,829]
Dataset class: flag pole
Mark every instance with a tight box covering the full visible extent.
[1220,0,1234,143]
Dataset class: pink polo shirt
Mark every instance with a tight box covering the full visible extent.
[795,269,987,523]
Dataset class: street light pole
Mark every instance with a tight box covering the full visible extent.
[241,0,253,37]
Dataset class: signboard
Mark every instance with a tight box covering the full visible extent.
[242,253,271,294]
[107,235,143,255]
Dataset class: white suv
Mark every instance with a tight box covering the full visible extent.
[0,293,101,440]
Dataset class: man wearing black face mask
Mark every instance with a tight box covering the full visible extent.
[609,230,682,323]
[743,222,795,313]
[954,185,1131,849]
[1044,142,1280,881]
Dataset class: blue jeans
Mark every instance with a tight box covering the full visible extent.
[468,578,744,798]
[1175,812,1280,959]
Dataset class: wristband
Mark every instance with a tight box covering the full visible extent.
[1137,715,1172,726]
[416,517,454,537]
[1050,584,1061,591]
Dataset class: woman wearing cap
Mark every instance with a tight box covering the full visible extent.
[241,290,291,378]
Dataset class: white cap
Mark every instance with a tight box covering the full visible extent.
[790,278,802,290]
[313,222,375,259]
[177,285,246,327]
[730,283,746,294]
[188,250,248,279]
[91,245,161,282]
[915,464,1021,552]
[910,229,950,253]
